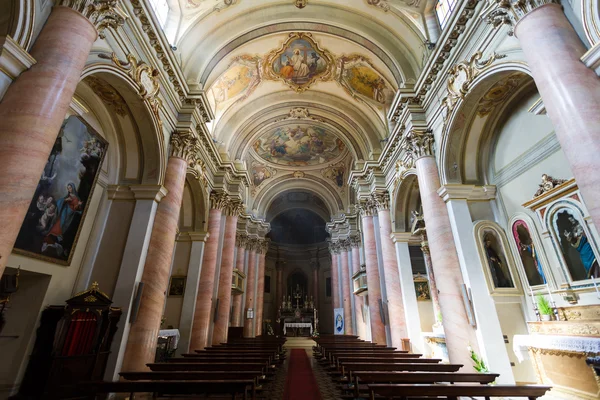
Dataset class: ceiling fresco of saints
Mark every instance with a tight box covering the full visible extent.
[207,55,261,112]
[252,124,345,167]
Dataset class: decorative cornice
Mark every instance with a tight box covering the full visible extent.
[170,130,199,163]
[437,184,497,203]
[484,0,561,36]
[209,191,230,210]
[57,0,126,39]
[402,129,434,162]
[371,191,391,211]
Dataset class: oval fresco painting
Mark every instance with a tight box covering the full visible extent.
[252,124,345,166]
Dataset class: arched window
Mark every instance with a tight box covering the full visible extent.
[435,0,458,29]
[148,0,170,28]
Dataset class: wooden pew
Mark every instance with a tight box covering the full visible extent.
[338,363,463,383]
[367,383,551,400]
[148,362,269,374]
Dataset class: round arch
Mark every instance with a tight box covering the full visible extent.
[392,172,420,233]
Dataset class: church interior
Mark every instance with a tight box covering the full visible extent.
[1,0,600,399]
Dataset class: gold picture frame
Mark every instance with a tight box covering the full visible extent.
[168,275,186,297]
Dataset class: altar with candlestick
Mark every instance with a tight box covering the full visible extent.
[277,284,317,336]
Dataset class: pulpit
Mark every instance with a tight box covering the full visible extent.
[513,304,600,400]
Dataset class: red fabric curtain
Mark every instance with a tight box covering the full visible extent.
[61,311,98,356]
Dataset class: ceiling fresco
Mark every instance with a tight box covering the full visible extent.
[251,124,345,167]
[206,55,261,113]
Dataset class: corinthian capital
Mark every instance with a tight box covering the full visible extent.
[402,129,434,162]
[357,198,377,217]
[371,191,391,211]
[258,239,270,255]
[170,130,199,164]
[485,0,561,35]
[329,241,340,255]
[224,200,244,217]
[209,191,229,210]
[57,0,127,38]
[350,235,362,248]
[236,233,248,248]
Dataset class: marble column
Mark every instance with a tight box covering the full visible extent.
[190,192,229,351]
[276,261,284,311]
[311,261,319,309]
[329,245,341,310]
[373,192,408,348]
[491,1,600,232]
[122,132,196,371]
[243,242,258,337]
[359,201,387,345]
[212,201,243,345]
[231,235,247,327]
[403,129,477,369]
[339,241,354,335]
[255,240,268,336]
[350,236,367,340]
[0,3,124,277]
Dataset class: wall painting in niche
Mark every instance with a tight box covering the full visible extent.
[512,220,546,286]
[481,230,515,289]
[552,208,600,280]
[14,116,108,265]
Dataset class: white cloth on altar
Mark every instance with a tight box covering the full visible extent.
[512,334,600,363]
[159,329,180,348]
[283,322,313,335]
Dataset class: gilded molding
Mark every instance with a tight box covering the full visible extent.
[485,0,562,36]
[169,130,199,164]
[402,129,434,162]
[209,191,230,210]
[57,0,126,38]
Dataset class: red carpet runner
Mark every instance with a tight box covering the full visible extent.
[283,349,322,400]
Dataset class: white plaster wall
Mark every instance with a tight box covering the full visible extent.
[163,240,192,329]
[417,300,435,332]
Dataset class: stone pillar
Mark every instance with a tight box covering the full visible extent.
[177,233,208,355]
[359,201,387,345]
[373,192,408,348]
[422,236,442,323]
[329,244,341,310]
[212,201,243,345]
[402,129,476,369]
[0,2,124,277]
[311,261,319,309]
[339,241,354,335]
[243,241,258,337]
[231,235,247,327]
[490,1,600,232]
[122,132,197,371]
[255,240,269,336]
[190,192,229,351]
[350,236,367,340]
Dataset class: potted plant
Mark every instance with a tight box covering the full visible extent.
[536,294,553,321]
[468,345,489,374]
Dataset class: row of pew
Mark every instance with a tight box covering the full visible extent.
[314,335,551,400]
[69,336,286,399]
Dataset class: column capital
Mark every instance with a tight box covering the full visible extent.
[57,0,127,39]
[224,200,244,217]
[329,241,341,255]
[371,191,391,211]
[485,0,561,36]
[257,238,270,255]
[357,198,377,217]
[402,129,434,162]
[209,191,229,210]
[235,233,248,248]
[350,235,362,248]
[246,237,258,252]
[170,130,200,164]
[338,238,351,252]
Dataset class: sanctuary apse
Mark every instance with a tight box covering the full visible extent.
[0,0,600,399]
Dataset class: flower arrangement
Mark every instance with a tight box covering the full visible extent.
[311,328,320,338]
[468,345,489,373]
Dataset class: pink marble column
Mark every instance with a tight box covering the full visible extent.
[122,132,195,371]
[339,243,354,335]
[255,240,268,336]
[311,262,319,308]
[231,239,247,327]
[359,202,387,345]
[190,192,229,351]
[350,237,368,340]
[243,243,258,337]
[0,4,123,277]
[275,262,284,311]
[211,202,242,345]
[501,3,600,232]
[404,129,477,369]
[422,237,442,324]
[329,246,341,310]
[374,193,408,348]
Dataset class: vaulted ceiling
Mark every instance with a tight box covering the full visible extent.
[162,0,431,218]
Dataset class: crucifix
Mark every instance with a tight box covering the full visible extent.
[294,284,302,309]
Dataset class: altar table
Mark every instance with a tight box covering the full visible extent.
[283,322,313,335]
[513,334,600,363]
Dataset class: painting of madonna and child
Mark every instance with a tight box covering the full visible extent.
[552,208,600,280]
[271,38,328,85]
[14,116,108,265]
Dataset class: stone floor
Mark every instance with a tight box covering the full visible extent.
[264,337,340,400]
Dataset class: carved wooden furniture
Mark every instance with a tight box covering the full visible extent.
[15,283,121,399]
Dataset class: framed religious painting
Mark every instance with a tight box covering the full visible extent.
[474,221,522,295]
[13,115,108,265]
[413,274,431,301]
[168,276,186,297]
[508,214,553,289]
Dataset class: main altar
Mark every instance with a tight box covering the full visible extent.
[277,284,317,337]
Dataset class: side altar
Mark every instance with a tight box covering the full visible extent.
[277,285,318,337]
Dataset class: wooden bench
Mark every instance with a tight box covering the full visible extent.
[148,362,270,373]
[338,363,463,382]
[366,383,551,400]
